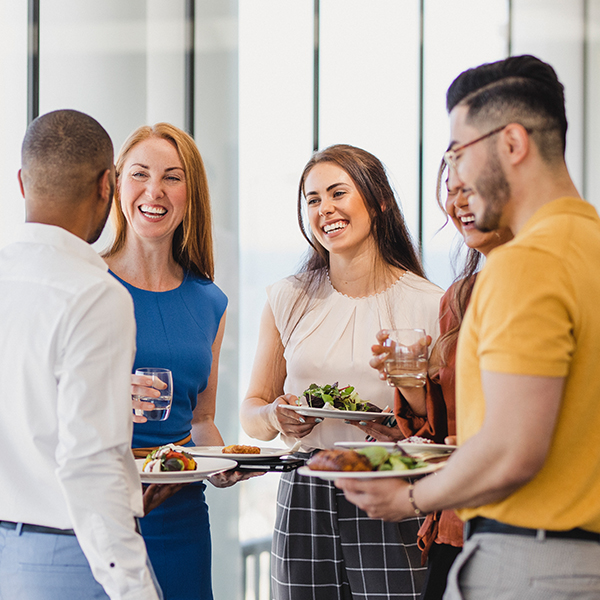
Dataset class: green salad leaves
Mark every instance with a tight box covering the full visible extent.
[357,446,429,471]
[301,382,379,412]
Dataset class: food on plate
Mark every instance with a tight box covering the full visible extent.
[400,436,434,444]
[359,445,429,471]
[222,444,260,455]
[307,449,372,472]
[142,444,197,473]
[308,446,430,473]
[300,382,380,412]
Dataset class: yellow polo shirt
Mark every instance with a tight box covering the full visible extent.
[456,197,600,532]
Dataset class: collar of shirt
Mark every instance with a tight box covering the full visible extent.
[18,222,108,272]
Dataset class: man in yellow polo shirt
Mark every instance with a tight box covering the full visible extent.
[336,54,600,599]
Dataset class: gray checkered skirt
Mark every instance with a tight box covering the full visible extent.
[271,465,426,600]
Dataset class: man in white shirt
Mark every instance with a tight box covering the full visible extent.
[0,109,161,599]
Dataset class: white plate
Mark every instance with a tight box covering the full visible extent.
[280,405,386,421]
[297,462,444,480]
[335,441,457,455]
[136,457,237,484]
[187,445,291,461]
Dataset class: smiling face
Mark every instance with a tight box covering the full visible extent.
[445,165,512,256]
[448,105,512,232]
[118,136,187,243]
[303,162,374,259]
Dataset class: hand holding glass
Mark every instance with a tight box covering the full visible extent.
[133,368,173,421]
[382,329,428,388]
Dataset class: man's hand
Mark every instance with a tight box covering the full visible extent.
[335,477,413,521]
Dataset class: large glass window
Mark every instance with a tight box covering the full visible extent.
[2,2,600,598]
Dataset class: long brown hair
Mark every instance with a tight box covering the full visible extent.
[297,144,425,278]
[429,159,483,374]
[280,144,427,344]
[103,123,215,280]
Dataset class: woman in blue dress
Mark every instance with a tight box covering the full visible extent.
[103,123,233,600]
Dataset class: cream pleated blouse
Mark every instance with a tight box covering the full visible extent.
[267,270,444,451]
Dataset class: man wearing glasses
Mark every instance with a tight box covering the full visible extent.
[337,55,600,599]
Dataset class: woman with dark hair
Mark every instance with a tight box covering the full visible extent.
[367,160,512,600]
[103,123,240,600]
[241,144,444,600]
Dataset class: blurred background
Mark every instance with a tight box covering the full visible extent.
[2,1,599,598]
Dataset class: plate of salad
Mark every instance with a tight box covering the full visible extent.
[280,382,387,421]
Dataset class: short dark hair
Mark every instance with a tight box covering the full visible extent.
[21,109,113,201]
[446,55,567,161]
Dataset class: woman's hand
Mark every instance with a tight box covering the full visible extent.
[208,469,265,488]
[370,330,432,385]
[143,483,189,514]
[268,394,321,439]
[131,374,166,424]
[348,407,404,442]
[349,419,405,442]
[369,330,392,381]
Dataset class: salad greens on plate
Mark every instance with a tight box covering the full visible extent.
[300,382,379,413]
[357,445,429,472]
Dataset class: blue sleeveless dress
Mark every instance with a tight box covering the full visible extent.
[111,271,227,600]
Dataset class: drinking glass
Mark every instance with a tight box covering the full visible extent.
[133,368,173,421]
[382,329,428,388]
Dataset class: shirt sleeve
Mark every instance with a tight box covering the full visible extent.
[475,246,576,377]
[394,380,449,443]
[54,280,161,600]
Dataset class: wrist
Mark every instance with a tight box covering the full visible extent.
[266,400,282,434]
[407,483,425,516]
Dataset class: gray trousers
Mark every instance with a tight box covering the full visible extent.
[0,523,163,600]
[444,532,600,600]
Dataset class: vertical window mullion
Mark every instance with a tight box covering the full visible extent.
[313,0,320,152]
[27,0,40,124]
[185,0,196,137]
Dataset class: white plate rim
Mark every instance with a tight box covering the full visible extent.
[297,462,444,480]
[136,457,237,483]
[187,445,291,461]
[334,441,457,453]
[279,405,386,421]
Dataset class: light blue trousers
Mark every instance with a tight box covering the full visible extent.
[444,531,600,600]
[0,523,162,599]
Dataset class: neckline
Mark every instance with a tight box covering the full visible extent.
[109,269,188,293]
[326,269,408,299]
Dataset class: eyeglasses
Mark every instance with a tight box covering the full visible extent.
[444,124,508,169]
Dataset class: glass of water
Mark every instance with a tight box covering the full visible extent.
[382,329,428,388]
[133,368,173,422]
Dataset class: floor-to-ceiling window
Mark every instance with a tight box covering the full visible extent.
[2,1,600,598]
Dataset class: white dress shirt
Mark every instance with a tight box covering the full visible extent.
[0,223,159,600]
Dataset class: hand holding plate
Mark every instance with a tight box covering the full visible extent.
[335,477,413,521]
[270,394,320,439]
[208,469,265,488]
[143,482,189,514]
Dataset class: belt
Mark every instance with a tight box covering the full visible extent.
[0,520,75,536]
[132,433,192,459]
[466,517,600,543]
